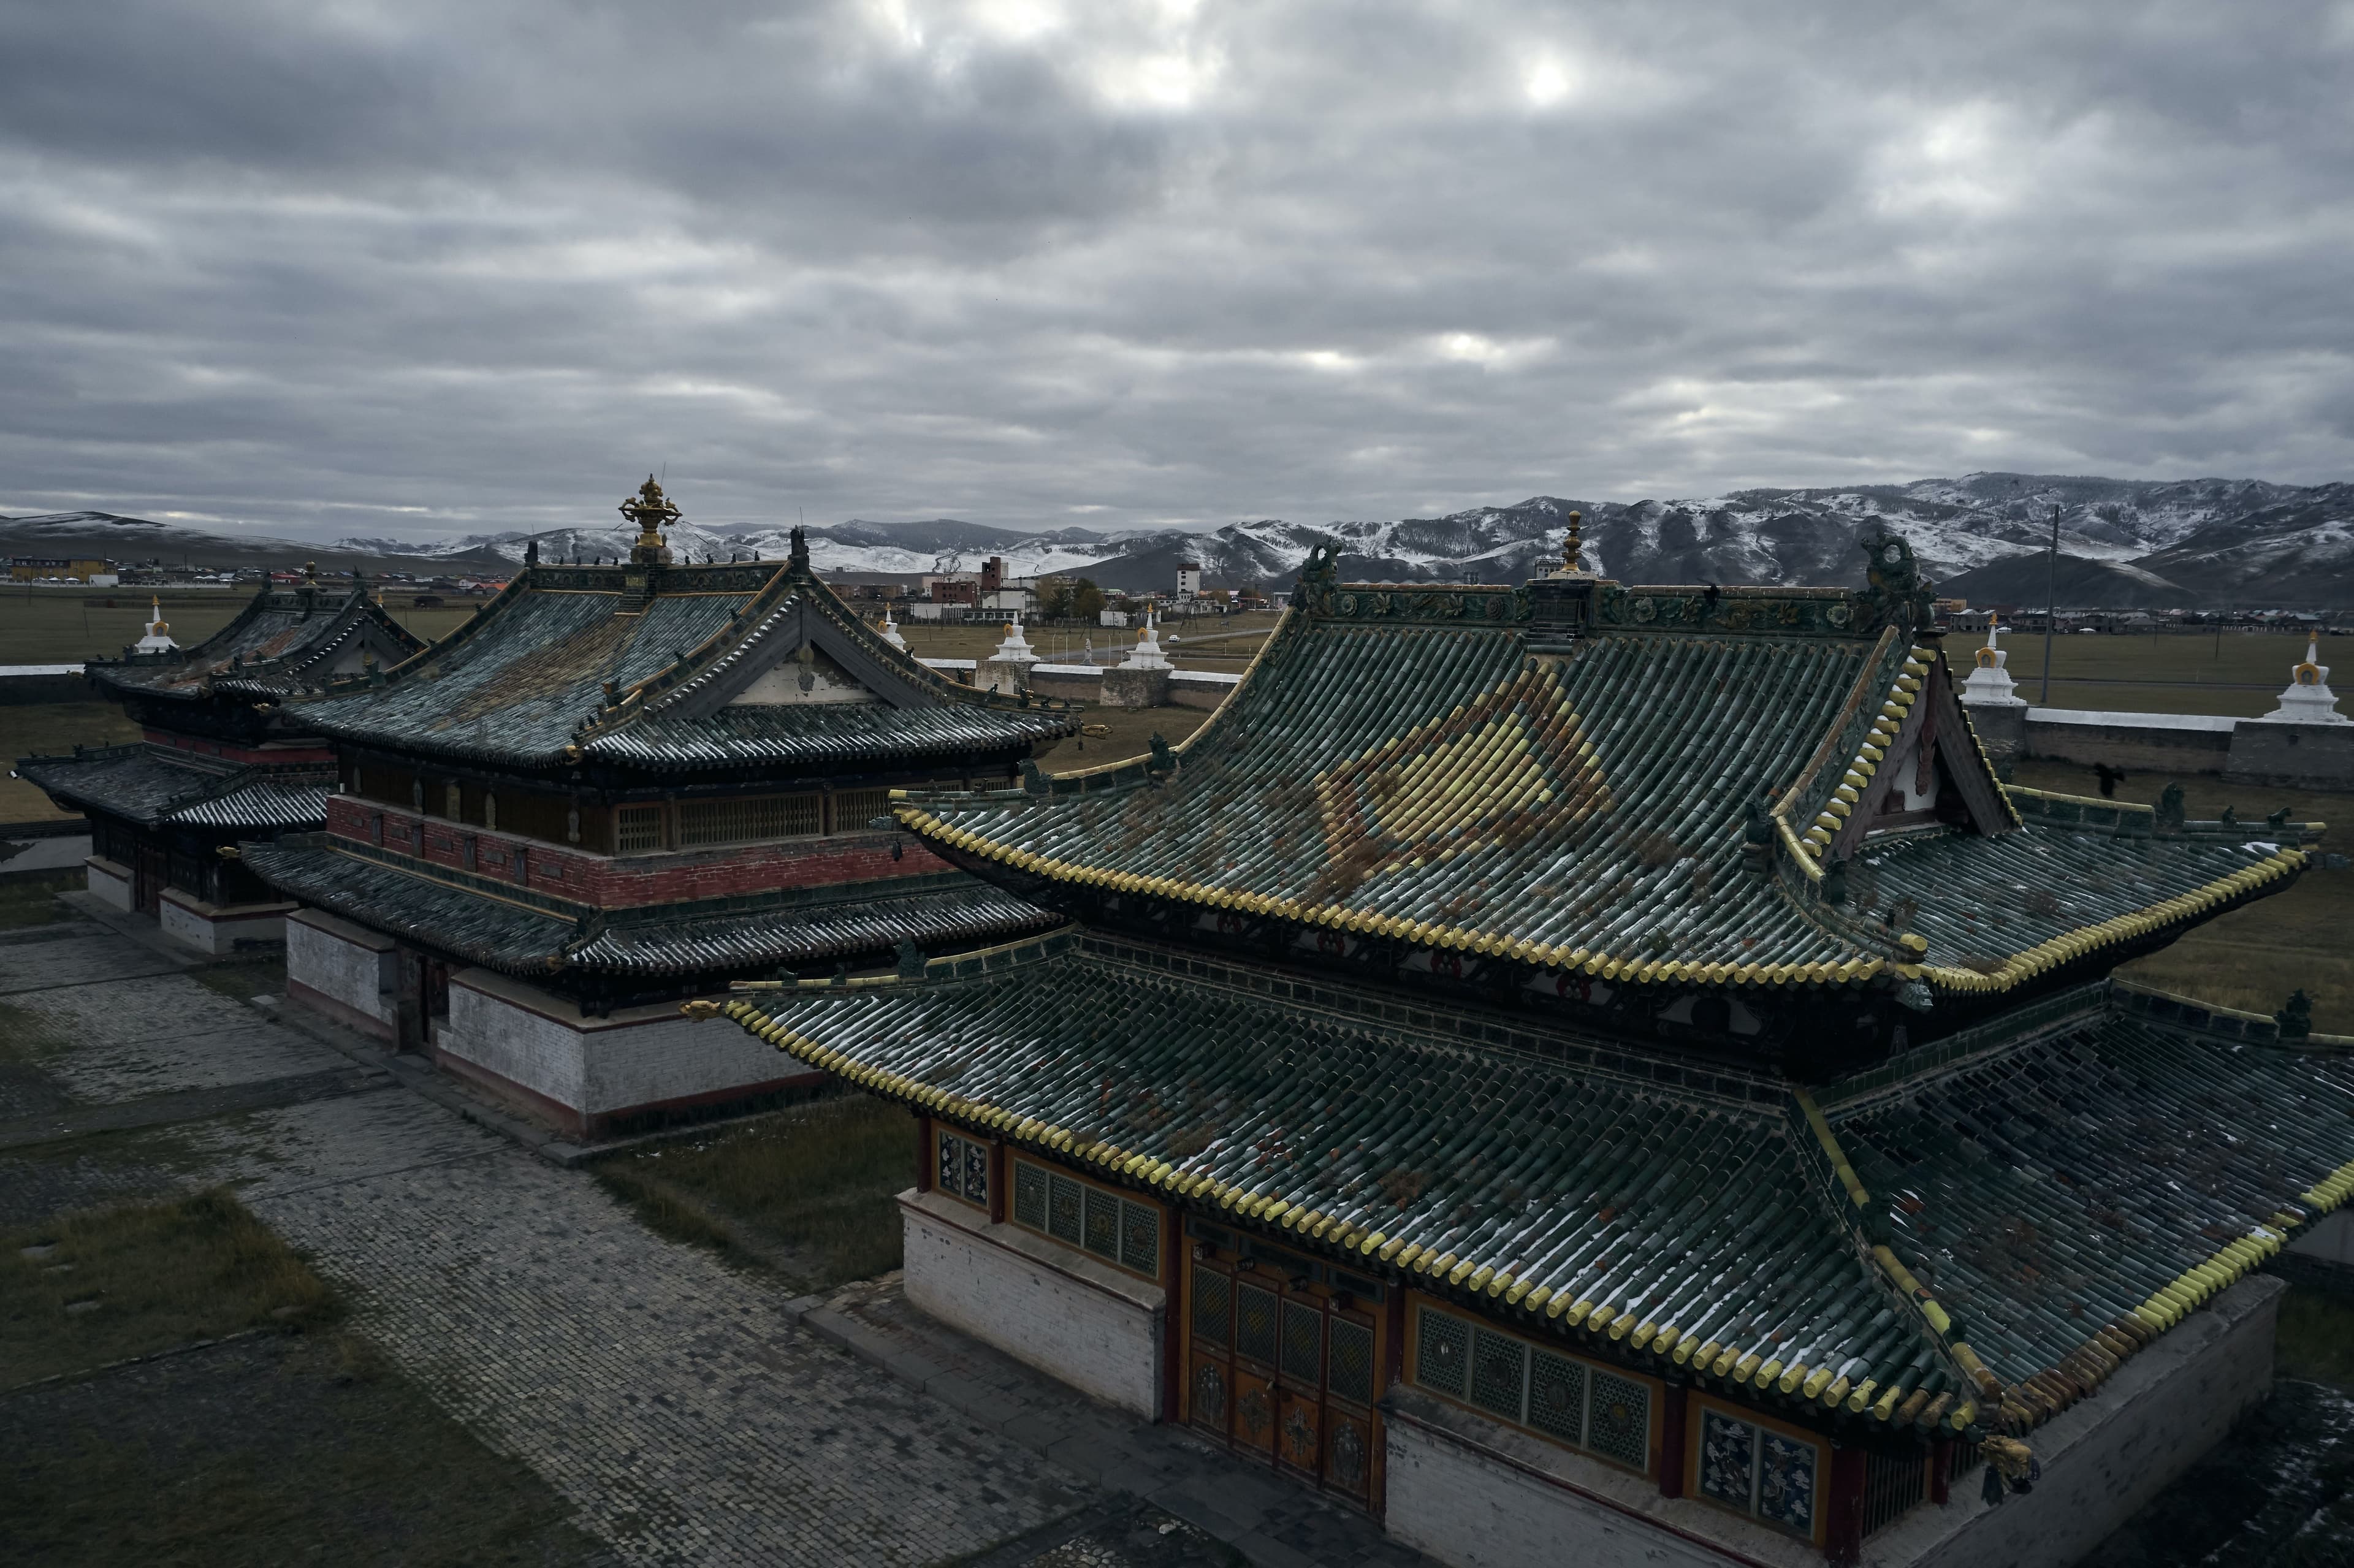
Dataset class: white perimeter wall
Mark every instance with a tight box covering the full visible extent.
[900,1189,1165,1420]
[286,908,395,1028]
[158,889,292,955]
[85,856,132,911]
[436,970,811,1121]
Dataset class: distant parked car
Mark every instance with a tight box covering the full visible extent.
[411,593,444,608]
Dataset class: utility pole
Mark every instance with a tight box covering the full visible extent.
[2040,504,2060,704]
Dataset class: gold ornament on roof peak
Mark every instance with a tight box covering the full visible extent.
[1560,510,1584,574]
[620,474,679,550]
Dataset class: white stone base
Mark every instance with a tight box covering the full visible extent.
[1385,1274,2284,1568]
[899,1188,1167,1420]
[284,906,398,1041]
[158,886,296,955]
[429,967,824,1137]
[84,855,132,911]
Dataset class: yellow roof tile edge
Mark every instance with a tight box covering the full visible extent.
[698,996,2037,1429]
[1910,846,2308,995]
[893,802,1880,990]
[1793,1090,1992,1428]
[1772,626,1905,876]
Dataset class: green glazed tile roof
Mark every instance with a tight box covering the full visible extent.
[707,937,2354,1434]
[241,838,1059,976]
[714,935,1981,1431]
[899,581,2306,994]
[14,744,330,832]
[294,558,1072,769]
[1826,1014,2354,1427]
[90,584,425,702]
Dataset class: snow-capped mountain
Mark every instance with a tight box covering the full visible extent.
[16,471,2353,606]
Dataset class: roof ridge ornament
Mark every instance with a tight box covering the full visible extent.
[789,525,810,569]
[1859,531,1933,632]
[620,474,679,566]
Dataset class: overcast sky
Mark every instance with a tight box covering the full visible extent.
[2,1,2349,542]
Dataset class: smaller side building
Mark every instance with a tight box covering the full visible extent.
[13,572,424,951]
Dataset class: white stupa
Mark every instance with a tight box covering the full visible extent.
[132,598,178,654]
[879,605,908,652]
[980,613,1042,695]
[1120,608,1172,671]
[2258,634,2347,724]
[1957,617,2024,707]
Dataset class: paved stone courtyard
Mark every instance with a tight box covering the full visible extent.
[2,907,1428,1568]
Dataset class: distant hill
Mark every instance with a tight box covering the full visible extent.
[2,511,516,578]
[16,471,2354,607]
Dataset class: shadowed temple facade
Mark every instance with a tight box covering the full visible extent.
[691,531,2354,1567]
[15,569,425,952]
[239,481,1078,1136]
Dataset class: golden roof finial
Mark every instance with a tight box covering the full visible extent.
[1561,510,1584,574]
[620,474,679,551]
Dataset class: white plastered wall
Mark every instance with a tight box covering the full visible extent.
[900,1189,1165,1419]
[84,856,132,911]
[285,907,395,1030]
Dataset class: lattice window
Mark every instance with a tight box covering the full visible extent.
[1469,1326,1527,1421]
[677,793,820,847]
[1013,1162,1048,1230]
[1235,1282,1279,1366]
[934,1129,989,1209]
[1192,1268,1232,1348]
[1587,1371,1650,1470]
[1415,1308,1468,1398]
[834,788,893,832]
[1119,1201,1159,1274]
[616,803,664,854]
[1528,1349,1586,1444]
[1011,1160,1161,1279]
[1411,1303,1657,1477]
[1327,1319,1374,1406]
[1047,1173,1084,1244]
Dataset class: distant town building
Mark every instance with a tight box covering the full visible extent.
[1176,560,1202,600]
[10,555,115,583]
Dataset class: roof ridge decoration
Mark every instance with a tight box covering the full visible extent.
[97,582,424,700]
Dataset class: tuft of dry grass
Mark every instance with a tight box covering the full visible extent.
[3,1187,338,1387]
[2276,1287,2354,1391]
[592,1094,914,1290]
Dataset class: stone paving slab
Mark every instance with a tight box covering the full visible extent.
[240,1114,1094,1567]
[0,926,182,995]
[0,1067,389,1152]
[7,972,335,1103]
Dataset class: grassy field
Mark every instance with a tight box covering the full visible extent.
[1980,628,2353,717]
[2,1188,601,1566]
[0,585,487,664]
[2008,758,2354,1029]
[591,1094,914,1291]
[2,1187,335,1385]
[1,701,145,821]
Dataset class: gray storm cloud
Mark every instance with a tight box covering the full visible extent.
[1,0,2348,539]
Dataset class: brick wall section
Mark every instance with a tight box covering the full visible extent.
[899,1189,1167,1420]
[322,795,954,908]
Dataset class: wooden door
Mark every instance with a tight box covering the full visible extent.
[1183,1247,1384,1507]
[133,844,166,915]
